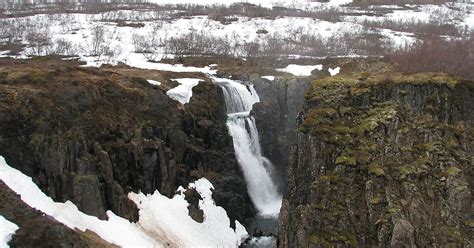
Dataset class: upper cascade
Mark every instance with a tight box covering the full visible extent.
[213,77,282,216]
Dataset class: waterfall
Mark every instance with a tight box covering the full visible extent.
[213,77,282,217]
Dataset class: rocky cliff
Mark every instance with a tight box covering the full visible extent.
[0,57,255,244]
[279,73,473,247]
[252,75,311,187]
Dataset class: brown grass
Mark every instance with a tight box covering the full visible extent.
[387,34,474,80]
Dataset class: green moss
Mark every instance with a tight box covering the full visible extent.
[445,166,462,176]
[414,157,430,172]
[415,142,442,152]
[309,230,356,246]
[369,196,382,205]
[339,106,353,115]
[338,232,357,246]
[311,203,326,210]
[308,232,331,246]
[388,207,401,214]
[359,102,397,132]
[398,166,413,179]
[464,220,474,228]
[448,122,467,136]
[368,165,385,176]
[335,156,356,166]
[131,76,149,85]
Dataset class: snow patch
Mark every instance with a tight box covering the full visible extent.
[0,215,18,248]
[124,53,217,74]
[129,178,248,247]
[276,64,323,76]
[0,156,157,247]
[261,76,275,81]
[147,79,162,86]
[328,67,341,76]
[329,0,352,6]
[0,156,248,247]
[166,78,203,104]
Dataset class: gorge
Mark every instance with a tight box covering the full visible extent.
[0,57,472,247]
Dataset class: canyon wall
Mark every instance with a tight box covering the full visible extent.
[279,73,473,247]
[0,58,255,240]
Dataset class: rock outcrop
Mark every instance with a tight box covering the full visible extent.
[0,58,255,230]
[279,73,473,247]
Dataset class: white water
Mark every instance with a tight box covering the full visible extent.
[213,77,282,217]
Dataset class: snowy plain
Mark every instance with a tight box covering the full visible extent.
[2,0,472,70]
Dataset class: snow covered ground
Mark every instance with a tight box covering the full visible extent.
[0,216,18,248]
[129,179,248,247]
[276,64,323,76]
[166,78,203,104]
[0,156,247,247]
[0,1,471,69]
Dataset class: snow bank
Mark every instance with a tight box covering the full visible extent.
[147,79,162,86]
[276,64,323,76]
[166,78,203,104]
[0,215,18,248]
[328,67,340,76]
[261,76,275,81]
[129,179,248,247]
[0,156,248,247]
[0,156,158,247]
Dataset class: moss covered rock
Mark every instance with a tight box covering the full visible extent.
[279,72,473,247]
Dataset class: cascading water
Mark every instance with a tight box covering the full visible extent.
[213,77,282,217]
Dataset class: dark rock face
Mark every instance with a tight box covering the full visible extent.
[251,74,311,188]
[279,74,473,247]
[0,58,254,227]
